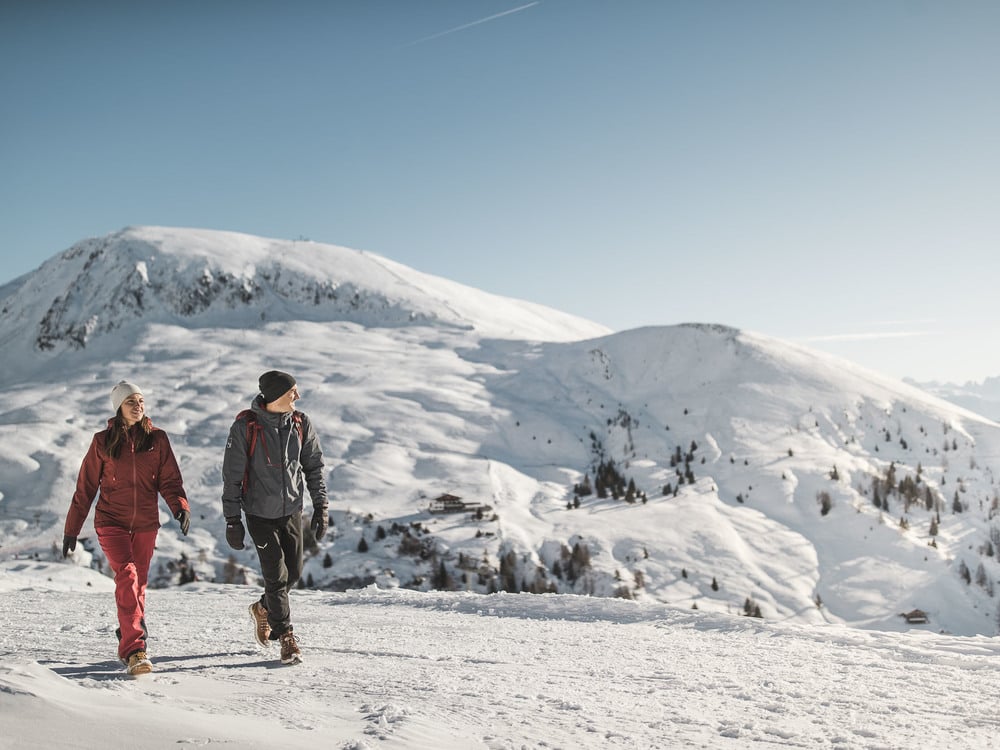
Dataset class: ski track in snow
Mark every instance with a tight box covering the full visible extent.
[1,571,999,750]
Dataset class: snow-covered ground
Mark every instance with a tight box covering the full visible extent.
[3,560,999,750]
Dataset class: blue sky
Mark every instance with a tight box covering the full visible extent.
[2,1,998,383]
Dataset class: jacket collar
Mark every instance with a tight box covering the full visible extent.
[105,417,154,431]
[251,396,293,428]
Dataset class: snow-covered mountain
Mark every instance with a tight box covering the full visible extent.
[0,225,604,363]
[909,376,1000,423]
[3,226,1000,639]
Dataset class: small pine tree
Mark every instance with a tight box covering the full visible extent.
[976,562,989,590]
[432,560,454,590]
[357,536,369,553]
[223,555,241,584]
[958,560,971,584]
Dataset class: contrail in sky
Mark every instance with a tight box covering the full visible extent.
[800,331,937,343]
[403,2,540,47]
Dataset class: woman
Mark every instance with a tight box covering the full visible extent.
[63,380,191,676]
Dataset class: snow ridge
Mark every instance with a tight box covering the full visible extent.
[0,225,609,354]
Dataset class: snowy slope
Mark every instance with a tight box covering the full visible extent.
[2,227,1000,642]
[2,561,999,750]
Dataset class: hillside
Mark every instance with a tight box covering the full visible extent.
[2,226,1000,637]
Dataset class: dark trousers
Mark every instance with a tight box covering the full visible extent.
[245,512,304,638]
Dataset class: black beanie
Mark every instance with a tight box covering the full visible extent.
[259,370,296,404]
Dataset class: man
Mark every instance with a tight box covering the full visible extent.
[222,370,328,664]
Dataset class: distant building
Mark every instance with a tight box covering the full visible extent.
[428,493,492,515]
[902,609,929,624]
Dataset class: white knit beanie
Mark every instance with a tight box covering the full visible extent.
[110,380,143,412]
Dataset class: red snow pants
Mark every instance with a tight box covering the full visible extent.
[97,526,157,660]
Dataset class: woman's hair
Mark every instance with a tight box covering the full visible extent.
[106,412,154,458]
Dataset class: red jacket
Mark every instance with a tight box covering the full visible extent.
[65,420,190,536]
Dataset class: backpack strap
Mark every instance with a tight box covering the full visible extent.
[235,409,304,496]
[235,410,259,497]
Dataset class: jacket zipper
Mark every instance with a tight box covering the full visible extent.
[280,421,289,515]
[129,431,137,532]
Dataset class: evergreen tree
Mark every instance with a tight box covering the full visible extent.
[432,560,454,590]
[958,560,971,584]
[223,555,241,585]
[975,562,989,590]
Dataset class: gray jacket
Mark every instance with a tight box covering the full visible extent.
[221,397,327,520]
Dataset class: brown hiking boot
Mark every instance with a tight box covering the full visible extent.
[125,650,153,676]
[249,601,270,647]
[279,630,301,664]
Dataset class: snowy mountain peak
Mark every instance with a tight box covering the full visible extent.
[0,225,609,354]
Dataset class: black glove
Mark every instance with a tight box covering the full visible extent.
[225,518,245,550]
[62,535,77,558]
[310,506,329,542]
[175,509,191,536]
